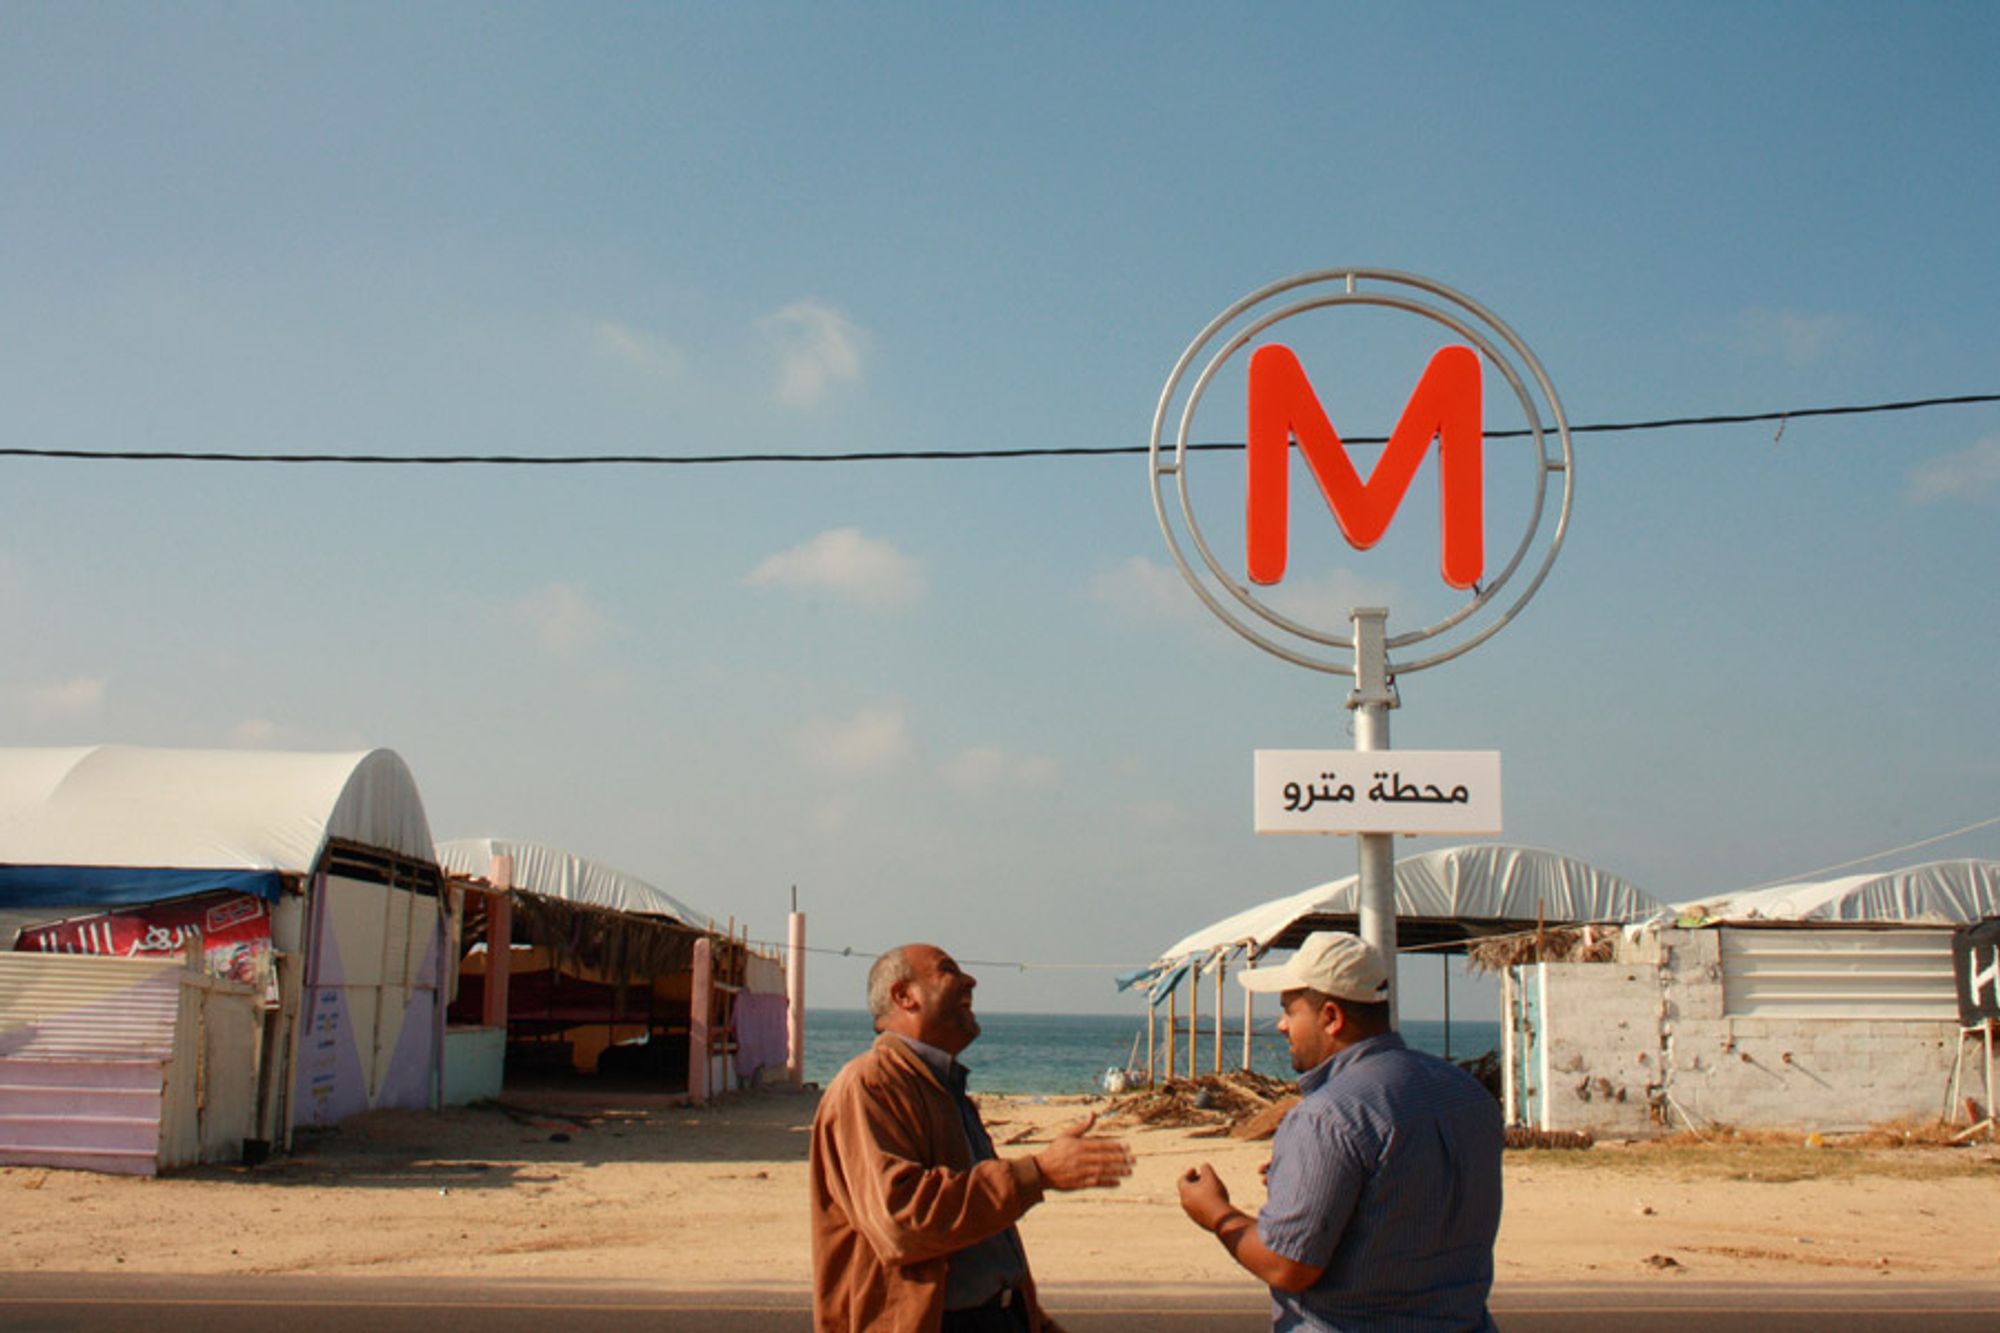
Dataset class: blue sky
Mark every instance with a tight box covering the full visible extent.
[3,5,1996,1020]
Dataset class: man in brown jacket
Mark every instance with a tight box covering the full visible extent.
[809,943,1135,1332]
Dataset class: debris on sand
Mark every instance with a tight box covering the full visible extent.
[1505,1127,1595,1150]
[1103,1071,1296,1134]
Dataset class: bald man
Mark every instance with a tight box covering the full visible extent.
[809,944,1135,1332]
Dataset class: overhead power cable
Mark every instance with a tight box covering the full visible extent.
[753,804,2000,967]
[1394,811,2000,952]
[1728,810,2000,896]
[745,938,1144,973]
[1,391,1994,467]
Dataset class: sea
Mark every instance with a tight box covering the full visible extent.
[802,1009,1502,1095]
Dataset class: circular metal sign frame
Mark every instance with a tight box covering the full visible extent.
[1150,269,1575,676]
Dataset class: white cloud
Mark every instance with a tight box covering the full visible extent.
[1087,556,1396,634]
[590,318,687,379]
[746,527,925,610]
[1729,308,1861,367]
[794,703,915,777]
[1908,437,2000,505]
[504,582,613,658]
[25,675,106,720]
[1086,556,1207,624]
[759,299,865,408]
[1255,568,1401,626]
[582,666,633,696]
[230,718,281,746]
[807,793,862,835]
[1122,798,1188,831]
[937,746,1062,795]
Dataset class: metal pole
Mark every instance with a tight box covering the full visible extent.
[1443,952,1453,1061]
[1976,1012,1992,1136]
[1350,607,1400,1029]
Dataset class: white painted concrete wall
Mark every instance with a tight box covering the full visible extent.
[1510,927,1969,1136]
[1533,958,1659,1138]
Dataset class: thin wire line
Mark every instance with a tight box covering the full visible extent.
[762,806,2000,965]
[744,939,1146,972]
[760,808,2000,970]
[744,804,1992,972]
[1420,813,2000,950]
[1729,811,2000,895]
[1,392,1993,466]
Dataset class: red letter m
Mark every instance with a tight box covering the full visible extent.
[1245,344,1484,589]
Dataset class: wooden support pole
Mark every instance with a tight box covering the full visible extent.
[786,907,806,1087]
[1167,989,1177,1082]
[1187,960,1199,1079]
[689,936,713,1107]
[1213,955,1225,1075]
[483,854,514,1031]
[1147,1000,1156,1087]
[1241,977,1254,1072]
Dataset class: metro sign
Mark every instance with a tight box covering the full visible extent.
[1246,343,1483,590]
[1149,268,1573,676]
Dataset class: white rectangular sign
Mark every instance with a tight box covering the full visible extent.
[1254,750,1502,835]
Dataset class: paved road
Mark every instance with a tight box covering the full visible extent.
[2,1274,1996,1331]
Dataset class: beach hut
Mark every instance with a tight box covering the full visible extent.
[1498,858,2000,1137]
[435,838,789,1103]
[0,745,450,1172]
[1133,844,1660,1082]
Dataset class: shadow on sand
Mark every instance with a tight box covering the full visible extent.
[179,1086,822,1192]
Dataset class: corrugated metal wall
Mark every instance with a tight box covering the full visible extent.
[0,954,260,1175]
[1719,927,1958,1019]
[0,954,178,1175]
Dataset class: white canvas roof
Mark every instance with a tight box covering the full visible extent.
[0,745,436,872]
[1673,859,2000,926]
[436,837,704,927]
[1154,843,1661,963]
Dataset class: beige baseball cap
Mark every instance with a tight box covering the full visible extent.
[1237,931,1391,1002]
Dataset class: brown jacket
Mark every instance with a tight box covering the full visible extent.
[809,1033,1056,1332]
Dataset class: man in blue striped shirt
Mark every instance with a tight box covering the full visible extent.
[1176,932,1502,1332]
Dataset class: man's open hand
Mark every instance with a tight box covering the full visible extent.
[1032,1112,1135,1191]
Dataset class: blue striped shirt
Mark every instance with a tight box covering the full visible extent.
[1258,1032,1503,1332]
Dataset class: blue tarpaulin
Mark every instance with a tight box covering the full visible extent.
[1145,957,1194,1006]
[0,865,286,907]
[1114,962,1166,993]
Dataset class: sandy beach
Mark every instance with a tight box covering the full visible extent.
[4,1087,1997,1298]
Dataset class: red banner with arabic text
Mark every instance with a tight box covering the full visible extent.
[13,891,274,988]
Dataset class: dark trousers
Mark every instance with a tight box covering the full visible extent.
[940,1289,1030,1333]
